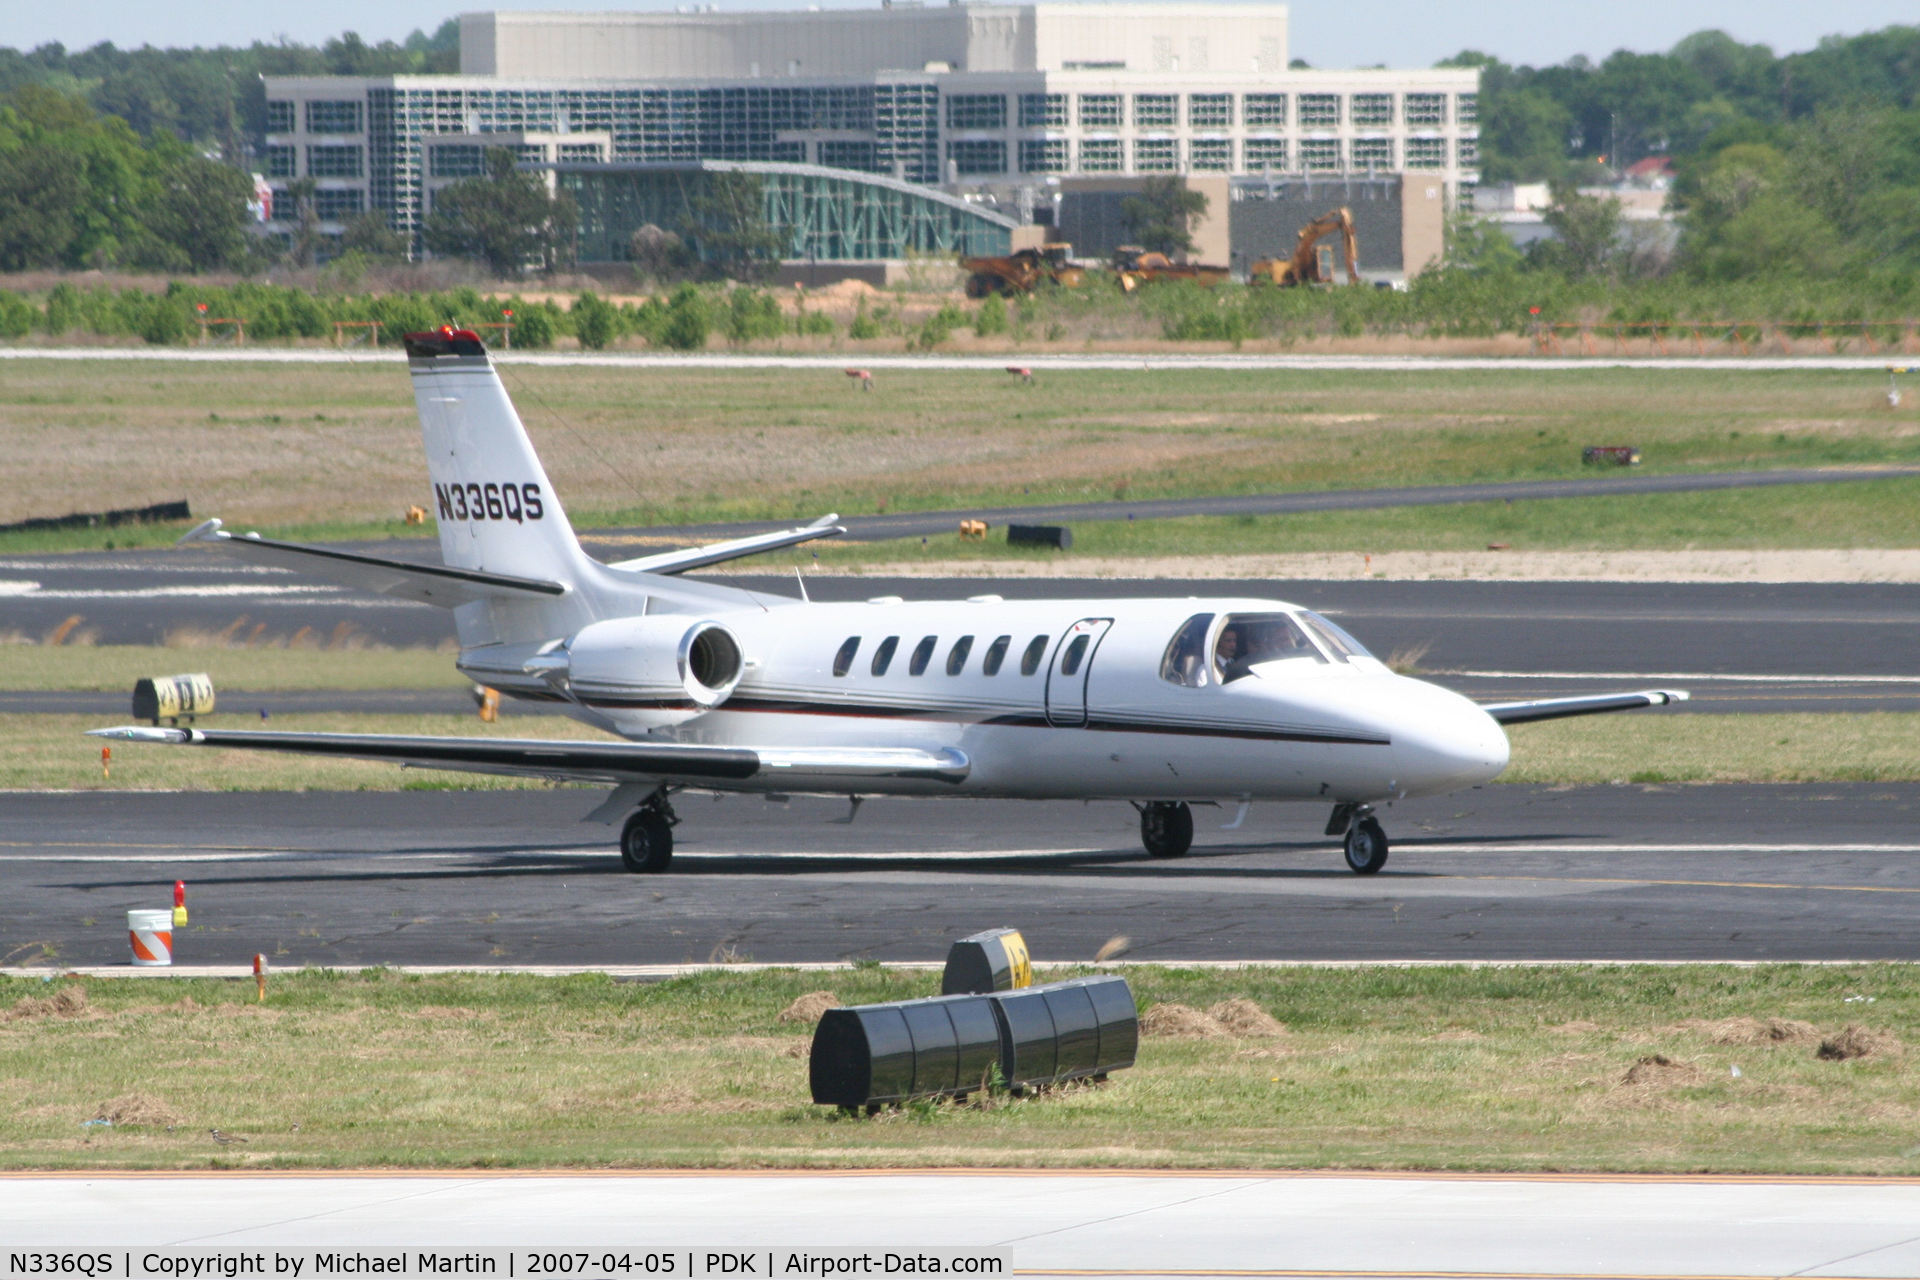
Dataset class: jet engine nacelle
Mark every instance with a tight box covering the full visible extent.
[539,615,747,728]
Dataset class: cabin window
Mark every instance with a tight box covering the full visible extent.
[1300,610,1374,661]
[1214,612,1326,683]
[1020,634,1049,675]
[832,636,861,677]
[1159,613,1214,687]
[871,635,899,676]
[908,635,937,675]
[1059,634,1091,676]
[946,635,974,675]
[981,634,1012,675]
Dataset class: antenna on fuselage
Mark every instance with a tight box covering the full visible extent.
[794,567,810,603]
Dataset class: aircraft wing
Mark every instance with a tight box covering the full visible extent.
[604,515,845,576]
[178,519,566,606]
[86,725,970,787]
[1480,689,1690,725]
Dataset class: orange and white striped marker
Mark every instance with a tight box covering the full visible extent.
[127,909,173,966]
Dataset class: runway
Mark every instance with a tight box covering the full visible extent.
[6,1170,1920,1278]
[6,784,1919,968]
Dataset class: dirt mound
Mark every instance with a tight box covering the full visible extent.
[1621,1054,1702,1086]
[93,1093,183,1128]
[1692,1016,1820,1046]
[1208,999,1287,1037]
[6,985,87,1022]
[1817,1025,1902,1061]
[778,991,840,1024]
[1140,1003,1228,1038]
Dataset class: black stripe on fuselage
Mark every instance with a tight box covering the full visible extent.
[565,691,1390,747]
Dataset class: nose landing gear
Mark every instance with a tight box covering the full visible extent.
[1327,802,1389,875]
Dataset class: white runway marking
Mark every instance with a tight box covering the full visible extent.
[0,579,40,595]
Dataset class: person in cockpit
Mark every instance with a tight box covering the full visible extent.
[1215,625,1251,682]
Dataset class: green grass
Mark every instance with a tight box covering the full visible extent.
[0,644,461,692]
[4,362,1918,553]
[2,966,1915,1172]
[5,710,1918,791]
[758,478,1920,569]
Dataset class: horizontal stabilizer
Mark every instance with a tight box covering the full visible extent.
[87,725,970,788]
[606,515,845,576]
[178,518,566,607]
[1480,689,1690,725]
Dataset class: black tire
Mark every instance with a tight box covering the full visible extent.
[1140,801,1194,859]
[620,811,674,873]
[965,273,997,299]
[1343,817,1388,875]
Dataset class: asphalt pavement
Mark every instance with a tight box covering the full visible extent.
[8,783,1920,968]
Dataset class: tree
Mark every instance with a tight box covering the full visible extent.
[1529,184,1624,278]
[339,209,408,259]
[1119,177,1209,257]
[422,147,577,276]
[145,154,253,270]
[628,223,691,282]
[682,172,781,282]
[0,140,86,269]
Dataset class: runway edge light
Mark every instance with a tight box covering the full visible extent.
[173,880,187,928]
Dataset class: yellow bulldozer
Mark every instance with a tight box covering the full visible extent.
[1250,207,1361,286]
[960,244,1086,297]
[1110,245,1231,291]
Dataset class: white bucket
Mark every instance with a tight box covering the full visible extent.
[127,909,174,966]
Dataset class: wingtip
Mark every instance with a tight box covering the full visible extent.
[87,725,192,743]
[177,517,225,546]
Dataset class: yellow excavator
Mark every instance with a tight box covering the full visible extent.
[1250,207,1361,286]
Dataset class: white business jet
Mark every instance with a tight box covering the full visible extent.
[92,328,1686,875]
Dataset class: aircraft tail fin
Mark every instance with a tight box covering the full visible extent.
[404,327,588,584]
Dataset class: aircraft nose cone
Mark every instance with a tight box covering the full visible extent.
[1394,680,1509,795]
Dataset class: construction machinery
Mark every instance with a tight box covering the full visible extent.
[1249,207,1361,286]
[1111,245,1231,291]
[960,244,1086,297]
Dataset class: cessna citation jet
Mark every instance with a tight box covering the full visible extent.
[93,328,1687,875]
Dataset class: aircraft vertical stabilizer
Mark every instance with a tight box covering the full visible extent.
[404,327,588,585]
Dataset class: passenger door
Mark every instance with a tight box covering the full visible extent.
[1044,617,1113,727]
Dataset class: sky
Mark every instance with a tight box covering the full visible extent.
[8,0,1917,68]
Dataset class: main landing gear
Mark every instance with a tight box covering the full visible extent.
[1327,802,1389,875]
[620,791,679,874]
[1137,801,1194,859]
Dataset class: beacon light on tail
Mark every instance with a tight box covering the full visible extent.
[89,329,1688,877]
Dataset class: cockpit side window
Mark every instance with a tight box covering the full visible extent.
[1299,610,1374,661]
[1214,612,1327,682]
[1159,612,1214,687]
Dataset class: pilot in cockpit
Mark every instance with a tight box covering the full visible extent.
[1215,625,1250,682]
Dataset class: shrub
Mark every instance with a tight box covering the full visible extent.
[573,291,619,350]
[847,299,881,340]
[725,288,785,344]
[974,293,1008,336]
[658,285,711,350]
[508,305,555,349]
[0,291,35,339]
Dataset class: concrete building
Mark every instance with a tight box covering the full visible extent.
[262,4,1478,255]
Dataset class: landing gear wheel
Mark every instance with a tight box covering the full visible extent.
[1140,801,1194,859]
[1343,817,1388,875]
[620,810,674,874]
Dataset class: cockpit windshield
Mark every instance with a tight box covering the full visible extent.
[1213,613,1325,681]
[1298,610,1374,662]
